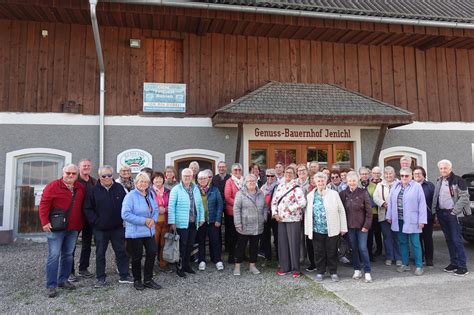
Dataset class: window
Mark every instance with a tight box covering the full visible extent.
[379,146,427,176]
[174,158,215,181]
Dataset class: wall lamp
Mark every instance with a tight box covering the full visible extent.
[129,39,141,48]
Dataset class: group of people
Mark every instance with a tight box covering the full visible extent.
[39,156,471,298]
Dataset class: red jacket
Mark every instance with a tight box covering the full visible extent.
[224,179,240,216]
[39,179,86,231]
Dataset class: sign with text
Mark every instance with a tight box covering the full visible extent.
[117,149,152,173]
[143,83,186,113]
[253,127,352,139]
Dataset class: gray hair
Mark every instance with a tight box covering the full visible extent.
[134,172,150,184]
[217,161,227,167]
[358,167,370,174]
[204,169,213,177]
[119,165,131,172]
[189,161,200,169]
[437,159,452,169]
[265,168,276,176]
[313,171,328,183]
[231,163,242,170]
[197,171,208,180]
[309,161,319,167]
[371,166,381,173]
[181,168,193,177]
[98,165,114,176]
[384,166,396,174]
[245,174,257,183]
[400,155,412,163]
[78,159,92,166]
[400,167,412,176]
[63,163,78,172]
[346,171,359,181]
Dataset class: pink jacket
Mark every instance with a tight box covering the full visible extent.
[224,179,240,216]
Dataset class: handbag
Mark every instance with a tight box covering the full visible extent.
[163,230,180,263]
[49,190,76,232]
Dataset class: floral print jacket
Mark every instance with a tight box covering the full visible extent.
[271,179,307,222]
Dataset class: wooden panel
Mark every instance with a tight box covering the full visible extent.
[456,49,473,121]
[268,37,279,81]
[116,27,131,115]
[210,33,224,112]
[16,21,28,112]
[51,22,70,112]
[0,20,11,111]
[235,35,247,100]
[425,48,441,121]
[392,46,407,109]
[404,47,418,116]
[36,21,53,113]
[103,26,119,115]
[333,43,345,86]
[24,21,40,112]
[380,45,394,105]
[414,49,429,121]
[129,27,143,114]
[222,34,236,104]
[299,39,310,83]
[165,38,176,82]
[435,48,450,121]
[279,38,290,82]
[369,45,382,100]
[187,33,200,115]
[445,48,460,121]
[344,44,358,91]
[289,39,299,82]
[309,40,322,84]
[153,38,165,83]
[67,24,86,111]
[247,36,258,91]
[257,36,269,85]
[358,44,371,96]
[144,38,154,82]
[83,25,98,115]
[199,34,211,114]
[321,42,334,84]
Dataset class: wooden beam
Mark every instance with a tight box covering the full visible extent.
[235,122,243,163]
[371,124,388,168]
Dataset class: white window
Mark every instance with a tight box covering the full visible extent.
[379,146,427,176]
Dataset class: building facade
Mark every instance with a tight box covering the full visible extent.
[0,0,473,242]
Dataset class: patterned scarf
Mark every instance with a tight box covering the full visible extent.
[231,175,244,191]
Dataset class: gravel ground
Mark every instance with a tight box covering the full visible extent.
[0,241,356,314]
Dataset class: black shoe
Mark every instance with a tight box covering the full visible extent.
[228,256,235,264]
[454,267,469,276]
[426,260,433,267]
[305,265,316,272]
[134,280,145,290]
[78,269,94,278]
[94,280,106,288]
[374,249,383,256]
[176,269,187,278]
[369,256,376,262]
[184,268,196,274]
[47,288,58,298]
[444,264,458,272]
[144,280,162,290]
[58,281,76,290]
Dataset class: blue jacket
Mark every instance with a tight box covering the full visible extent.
[121,189,159,238]
[421,180,435,219]
[386,180,427,234]
[204,185,224,223]
[168,182,205,229]
[84,181,127,231]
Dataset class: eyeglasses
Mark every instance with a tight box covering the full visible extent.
[208,176,213,179]
[266,175,275,177]
[400,174,411,178]
[198,177,207,180]
[233,169,242,171]
[413,172,423,176]
[101,174,113,178]
[331,176,339,179]
[65,172,77,176]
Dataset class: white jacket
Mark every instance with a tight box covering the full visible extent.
[304,188,347,239]
[373,179,398,222]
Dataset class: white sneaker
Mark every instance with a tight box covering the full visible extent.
[352,270,362,280]
[365,273,372,283]
[216,261,224,271]
[198,261,206,271]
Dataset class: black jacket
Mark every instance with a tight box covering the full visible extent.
[212,173,230,203]
[83,181,127,230]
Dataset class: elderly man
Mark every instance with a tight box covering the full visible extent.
[309,161,320,178]
[70,159,97,282]
[400,156,412,169]
[39,164,86,298]
[433,159,471,276]
[168,168,205,277]
[275,162,285,183]
[212,161,230,203]
[83,165,132,288]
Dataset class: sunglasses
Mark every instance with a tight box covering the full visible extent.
[331,176,339,179]
[266,175,275,177]
[400,174,411,178]
[233,169,242,171]
[101,174,113,178]
[65,172,77,176]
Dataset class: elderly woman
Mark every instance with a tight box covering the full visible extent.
[305,172,347,282]
[116,165,134,193]
[259,168,279,261]
[121,172,160,290]
[339,171,373,283]
[386,167,427,276]
[233,174,267,275]
[413,166,435,266]
[168,168,205,277]
[271,166,307,278]
[224,163,244,264]
[373,166,402,266]
[150,172,171,273]
[196,170,224,271]
[189,161,200,182]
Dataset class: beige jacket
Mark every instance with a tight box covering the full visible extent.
[304,188,348,239]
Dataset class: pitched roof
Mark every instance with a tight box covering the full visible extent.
[212,81,413,127]
[204,0,474,24]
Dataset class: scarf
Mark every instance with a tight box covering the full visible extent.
[263,180,278,195]
[371,178,382,185]
[120,176,134,191]
[231,175,244,191]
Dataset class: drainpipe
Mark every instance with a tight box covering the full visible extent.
[103,0,474,29]
[90,0,106,166]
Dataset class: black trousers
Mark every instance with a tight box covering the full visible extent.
[420,215,434,262]
[235,233,260,264]
[260,213,278,260]
[197,223,222,264]
[71,222,93,274]
[367,214,383,257]
[306,235,315,266]
[177,223,198,271]
[94,227,129,281]
[129,236,156,282]
[312,232,339,274]
[224,214,238,261]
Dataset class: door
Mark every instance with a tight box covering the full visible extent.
[15,155,64,234]
[269,143,300,167]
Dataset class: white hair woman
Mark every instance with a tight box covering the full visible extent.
[168,168,205,277]
[233,174,267,275]
[373,166,402,266]
[121,172,160,290]
[339,171,373,283]
[305,172,347,282]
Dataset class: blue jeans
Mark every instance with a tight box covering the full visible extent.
[380,220,401,261]
[348,228,371,273]
[46,230,78,288]
[94,227,129,281]
[438,210,467,268]
[398,220,423,268]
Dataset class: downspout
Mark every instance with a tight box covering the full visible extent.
[90,0,105,166]
[103,0,474,29]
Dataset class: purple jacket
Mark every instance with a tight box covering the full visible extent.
[386,180,427,234]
